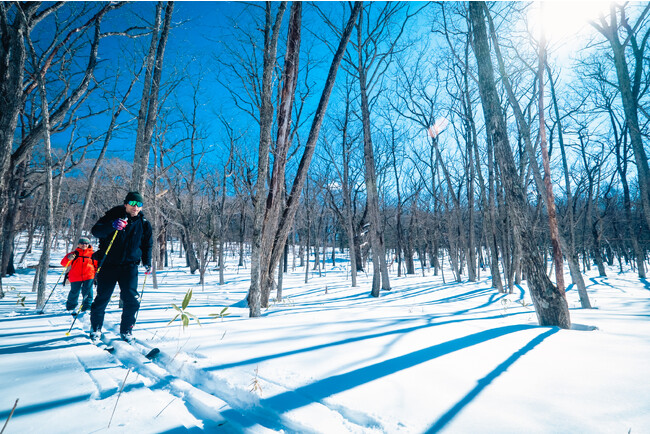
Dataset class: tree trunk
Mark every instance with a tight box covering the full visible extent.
[254,2,361,311]
[258,2,302,309]
[547,63,591,307]
[470,2,570,328]
[28,35,56,310]
[593,6,650,233]
[131,1,174,192]
[357,7,390,296]
[76,76,137,244]
[0,3,35,296]
[248,1,288,317]
[1,157,28,277]
[616,133,646,278]
[238,202,246,267]
[537,29,566,293]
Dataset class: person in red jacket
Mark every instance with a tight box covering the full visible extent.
[62,237,97,313]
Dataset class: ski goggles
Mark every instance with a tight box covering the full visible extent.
[126,200,143,207]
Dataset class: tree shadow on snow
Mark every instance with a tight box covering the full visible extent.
[204,308,534,373]
[588,276,622,292]
[0,335,84,355]
[425,327,558,433]
[218,324,551,430]
[640,278,650,292]
[0,392,92,420]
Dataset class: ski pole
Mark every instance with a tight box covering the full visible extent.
[134,270,149,324]
[38,257,74,314]
[66,229,119,336]
[94,228,120,278]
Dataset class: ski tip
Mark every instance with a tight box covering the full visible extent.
[145,348,160,359]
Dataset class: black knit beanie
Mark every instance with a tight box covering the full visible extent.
[124,191,144,204]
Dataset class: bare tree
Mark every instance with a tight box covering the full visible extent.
[25,28,55,308]
[591,4,650,234]
[248,1,289,317]
[546,65,592,306]
[351,3,422,296]
[321,78,363,286]
[131,1,174,192]
[74,73,138,244]
[484,4,591,306]
[536,18,566,294]
[469,2,571,328]
[0,2,121,295]
[248,2,361,316]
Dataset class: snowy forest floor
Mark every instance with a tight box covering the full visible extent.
[1,249,649,433]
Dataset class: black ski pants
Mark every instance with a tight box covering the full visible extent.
[90,263,140,334]
[66,279,93,311]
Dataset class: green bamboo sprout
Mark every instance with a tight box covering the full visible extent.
[209,307,230,321]
[168,289,201,329]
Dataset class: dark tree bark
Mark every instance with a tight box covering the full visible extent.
[1,158,27,277]
[469,2,570,328]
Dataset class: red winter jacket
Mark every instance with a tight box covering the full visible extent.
[61,246,97,282]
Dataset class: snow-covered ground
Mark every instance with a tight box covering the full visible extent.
[1,242,649,433]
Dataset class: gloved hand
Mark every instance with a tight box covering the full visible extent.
[112,218,128,231]
[144,265,151,275]
[67,253,77,261]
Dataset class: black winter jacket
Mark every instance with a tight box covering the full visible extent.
[91,206,153,267]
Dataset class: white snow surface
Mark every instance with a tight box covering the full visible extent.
[1,244,649,433]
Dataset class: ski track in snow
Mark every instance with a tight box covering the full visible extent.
[63,313,234,431]
[61,311,374,433]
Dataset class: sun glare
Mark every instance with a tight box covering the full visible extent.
[529,1,612,43]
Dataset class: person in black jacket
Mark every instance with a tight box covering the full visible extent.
[89,191,153,343]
